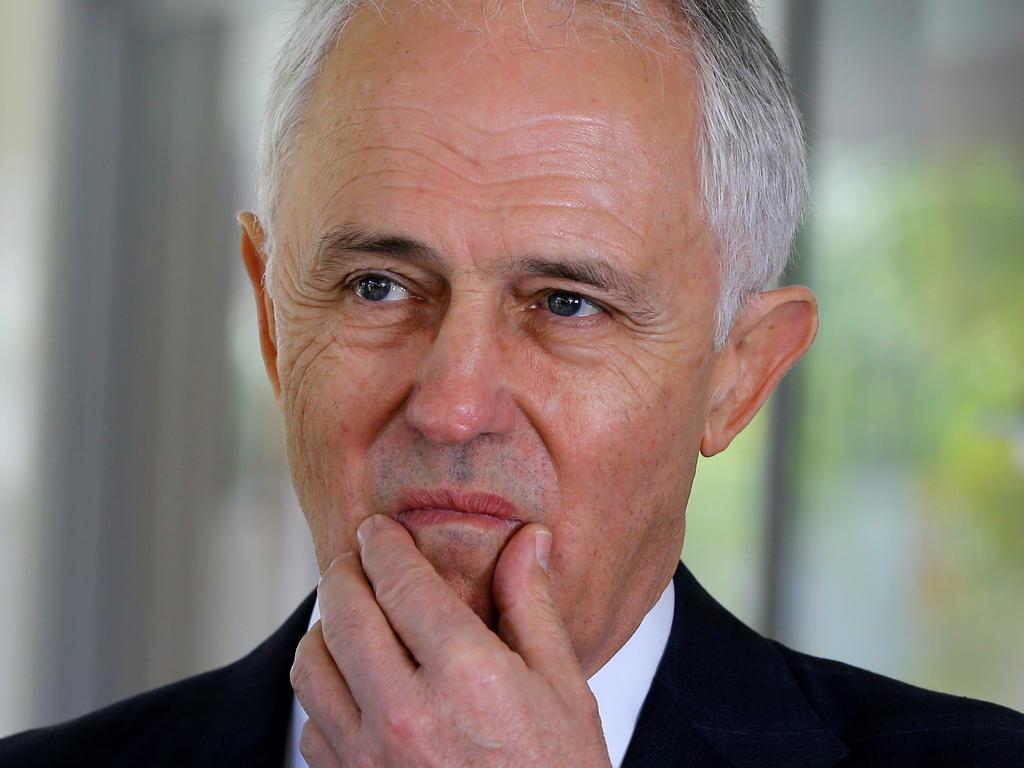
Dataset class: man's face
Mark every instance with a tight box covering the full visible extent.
[267,2,722,673]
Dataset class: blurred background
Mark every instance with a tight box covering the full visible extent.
[1,0,1021,738]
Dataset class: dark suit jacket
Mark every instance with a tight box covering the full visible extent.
[2,562,1022,767]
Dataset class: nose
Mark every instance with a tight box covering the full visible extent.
[403,301,517,446]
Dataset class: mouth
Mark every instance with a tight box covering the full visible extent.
[392,488,524,531]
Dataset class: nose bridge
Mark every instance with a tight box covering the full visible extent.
[404,293,515,445]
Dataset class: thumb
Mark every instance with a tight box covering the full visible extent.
[492,524,586,696]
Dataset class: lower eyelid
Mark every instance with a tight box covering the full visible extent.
[524,301,607,329]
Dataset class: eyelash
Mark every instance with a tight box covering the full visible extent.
[528,292,606,321]
[344,272,609,323]
[343,272,417,304]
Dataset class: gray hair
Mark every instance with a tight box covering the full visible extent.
[254,0,807,349]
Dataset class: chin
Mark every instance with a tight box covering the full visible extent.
[402,523,511,628]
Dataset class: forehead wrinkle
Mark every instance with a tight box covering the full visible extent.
[337,104,618,136]
[291,0,700,195]
[378,191,648,247]
[378,129,633,180]
[306,128,655,248]
[308,169,648,251]
[548,227,645,260]
[337,144,621,192]
[306,101,659,211]
[320,107,654,176]
[281,1,705,303]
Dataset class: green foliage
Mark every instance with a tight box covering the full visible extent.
[800,147,1024,705]
[805,148,1023,554]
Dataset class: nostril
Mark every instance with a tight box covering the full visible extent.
[403,377,514,446]
[406,393,490,446]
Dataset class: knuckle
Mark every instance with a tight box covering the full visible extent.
[320,550,360,588]
[350,750,379,768]
[442,639,500,687]
[289,652,314,697]
[347,757,371,768]
[372,565,429,613]
[379,701,428,742]
[320,604,370,652]
[298,722,320,761]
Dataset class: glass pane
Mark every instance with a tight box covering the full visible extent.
[789,0,1024,710]
[0,0,58,737]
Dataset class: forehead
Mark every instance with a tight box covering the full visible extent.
[279,0,707,270]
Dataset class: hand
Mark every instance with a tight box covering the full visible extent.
[290,515,612,768]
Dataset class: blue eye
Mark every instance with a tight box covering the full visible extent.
[354,275,409,302]
[546,291,601,318]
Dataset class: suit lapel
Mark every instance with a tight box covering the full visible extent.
[623,562,848,768]
[624,677,730,767]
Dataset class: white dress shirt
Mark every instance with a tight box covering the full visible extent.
[285,580,675,768]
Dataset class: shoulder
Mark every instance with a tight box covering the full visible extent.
[0,663,237,768]
[773,640,1024,767]
[0,589,316,768]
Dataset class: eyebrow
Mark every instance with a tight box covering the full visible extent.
[313,225,443,273]
[509,256,657,316]
[311,224,660,318]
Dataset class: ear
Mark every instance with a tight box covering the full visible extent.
[700,286,818,457]
[238,212,283,408]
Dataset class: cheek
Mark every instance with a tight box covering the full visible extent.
[540,354,705,554]
[542,368,702,642]
[276,319,423,558]
[544,350,704,481]
[279,314,416,443]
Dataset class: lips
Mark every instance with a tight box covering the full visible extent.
[392,488,523,528]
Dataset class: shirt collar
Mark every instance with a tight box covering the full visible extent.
[285,579,675,768]
[588,578,675,767]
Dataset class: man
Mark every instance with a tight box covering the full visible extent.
[2,0,1022,766]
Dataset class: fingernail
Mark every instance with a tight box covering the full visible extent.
[534,529,552,573]
[357,516,377,549]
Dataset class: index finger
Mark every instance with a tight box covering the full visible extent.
[317,551,418,707]
[356,515,498,668]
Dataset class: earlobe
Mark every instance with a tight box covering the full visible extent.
[700,346,740,457]
[700,286,819,457]
[238,212,283,407]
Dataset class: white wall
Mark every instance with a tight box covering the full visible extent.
[0,0,61,736]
